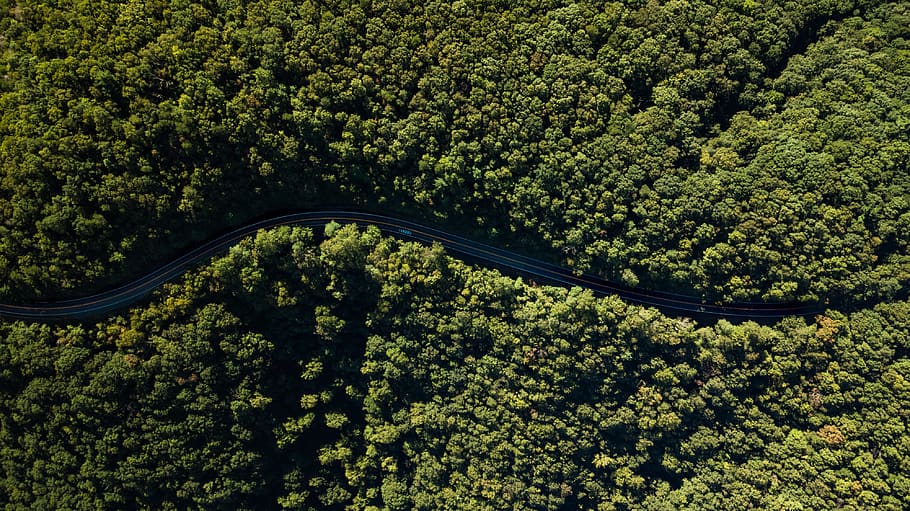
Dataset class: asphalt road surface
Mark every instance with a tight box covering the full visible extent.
[0,211,820,321]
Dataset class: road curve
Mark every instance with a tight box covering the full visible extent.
[0,211,820,321]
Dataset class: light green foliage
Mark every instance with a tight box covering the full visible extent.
[2,228,909,509]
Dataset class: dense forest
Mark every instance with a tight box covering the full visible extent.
[2,225,910,510]
[2,0,910,509]
[0,0,908,305]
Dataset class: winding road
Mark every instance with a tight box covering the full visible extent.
[0,211,819,321]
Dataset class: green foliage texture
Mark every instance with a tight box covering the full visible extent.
[0,0,907,304]
[2,226,910,510]
[2,0,910,509]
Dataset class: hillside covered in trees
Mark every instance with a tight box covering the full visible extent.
[2,0,910,509]
[3,226,910,510]
[1,0,908,305]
